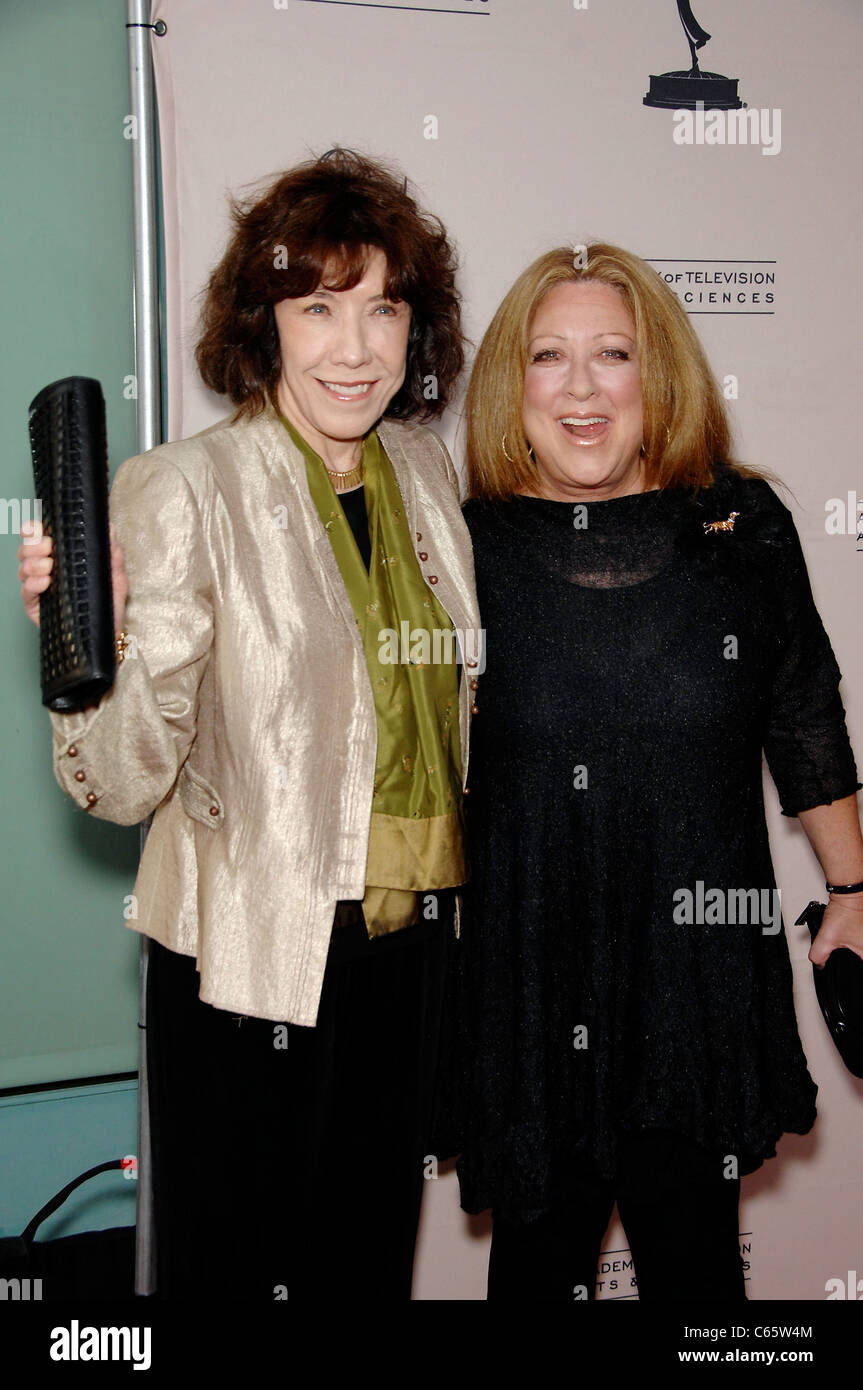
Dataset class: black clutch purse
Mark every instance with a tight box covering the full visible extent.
[795,901,863,1079]
[28,376,116,711]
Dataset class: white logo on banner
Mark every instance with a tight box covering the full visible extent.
[648,260,776,314]
[594,1233,752,1299]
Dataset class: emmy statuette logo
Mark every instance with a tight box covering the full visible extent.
[644,0,744,111]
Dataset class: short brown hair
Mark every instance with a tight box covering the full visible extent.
[465,243,738,500]
[196,148,465,421]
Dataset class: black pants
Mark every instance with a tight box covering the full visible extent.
[146,905,449,1300]
[487,1130,746,1302]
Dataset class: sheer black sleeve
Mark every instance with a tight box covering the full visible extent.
[757,482,861,815]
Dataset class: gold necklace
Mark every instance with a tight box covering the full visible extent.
[326,460,364,493]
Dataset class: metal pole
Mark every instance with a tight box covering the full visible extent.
[126,0,163,1297]
[128,0,162,455]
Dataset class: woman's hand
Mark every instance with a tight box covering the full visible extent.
[18,519,129,632]
[798,796,863,964]
[809,893,863,966]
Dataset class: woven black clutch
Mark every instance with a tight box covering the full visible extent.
[795,901,863,1079]
[28,376,116,711]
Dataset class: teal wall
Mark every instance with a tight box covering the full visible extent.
[1,1,142,1237]
[0,1083,137,1241]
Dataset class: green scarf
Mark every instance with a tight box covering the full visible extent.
[281,414,465,935]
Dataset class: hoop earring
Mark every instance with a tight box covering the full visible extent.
[640,427,670,460]
[501,433,534,463]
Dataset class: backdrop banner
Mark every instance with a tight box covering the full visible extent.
[149,0,863,1301]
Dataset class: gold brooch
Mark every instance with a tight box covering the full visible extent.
[703,511,740,534]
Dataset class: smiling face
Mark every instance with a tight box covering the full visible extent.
[521,280,645,501]
[273,247,411,470]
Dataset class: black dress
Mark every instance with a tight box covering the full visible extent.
[447,468,860,1222]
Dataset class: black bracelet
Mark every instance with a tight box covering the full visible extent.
[826,879,863,894]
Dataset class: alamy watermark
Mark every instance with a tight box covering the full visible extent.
[4,498,42,535]
[673,102,781,156]
[377,623,486,673]
[824,491,863,546]
[673,882,781,934]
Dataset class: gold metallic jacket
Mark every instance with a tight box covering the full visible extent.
[47,407,480,1025]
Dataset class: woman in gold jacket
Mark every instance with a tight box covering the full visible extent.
[18,149,480,1300]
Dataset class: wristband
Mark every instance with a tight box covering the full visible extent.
[826,879,863,895]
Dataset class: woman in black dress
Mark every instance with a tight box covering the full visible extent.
[448,243,863,1300]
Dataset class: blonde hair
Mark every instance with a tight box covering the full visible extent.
[464,243,742,501]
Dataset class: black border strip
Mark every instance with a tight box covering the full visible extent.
[0,1071,137,1100]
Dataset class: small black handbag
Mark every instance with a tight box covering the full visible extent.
[0,1158,136,1300]
[28,376,116,712]
[795,901,863,1079]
